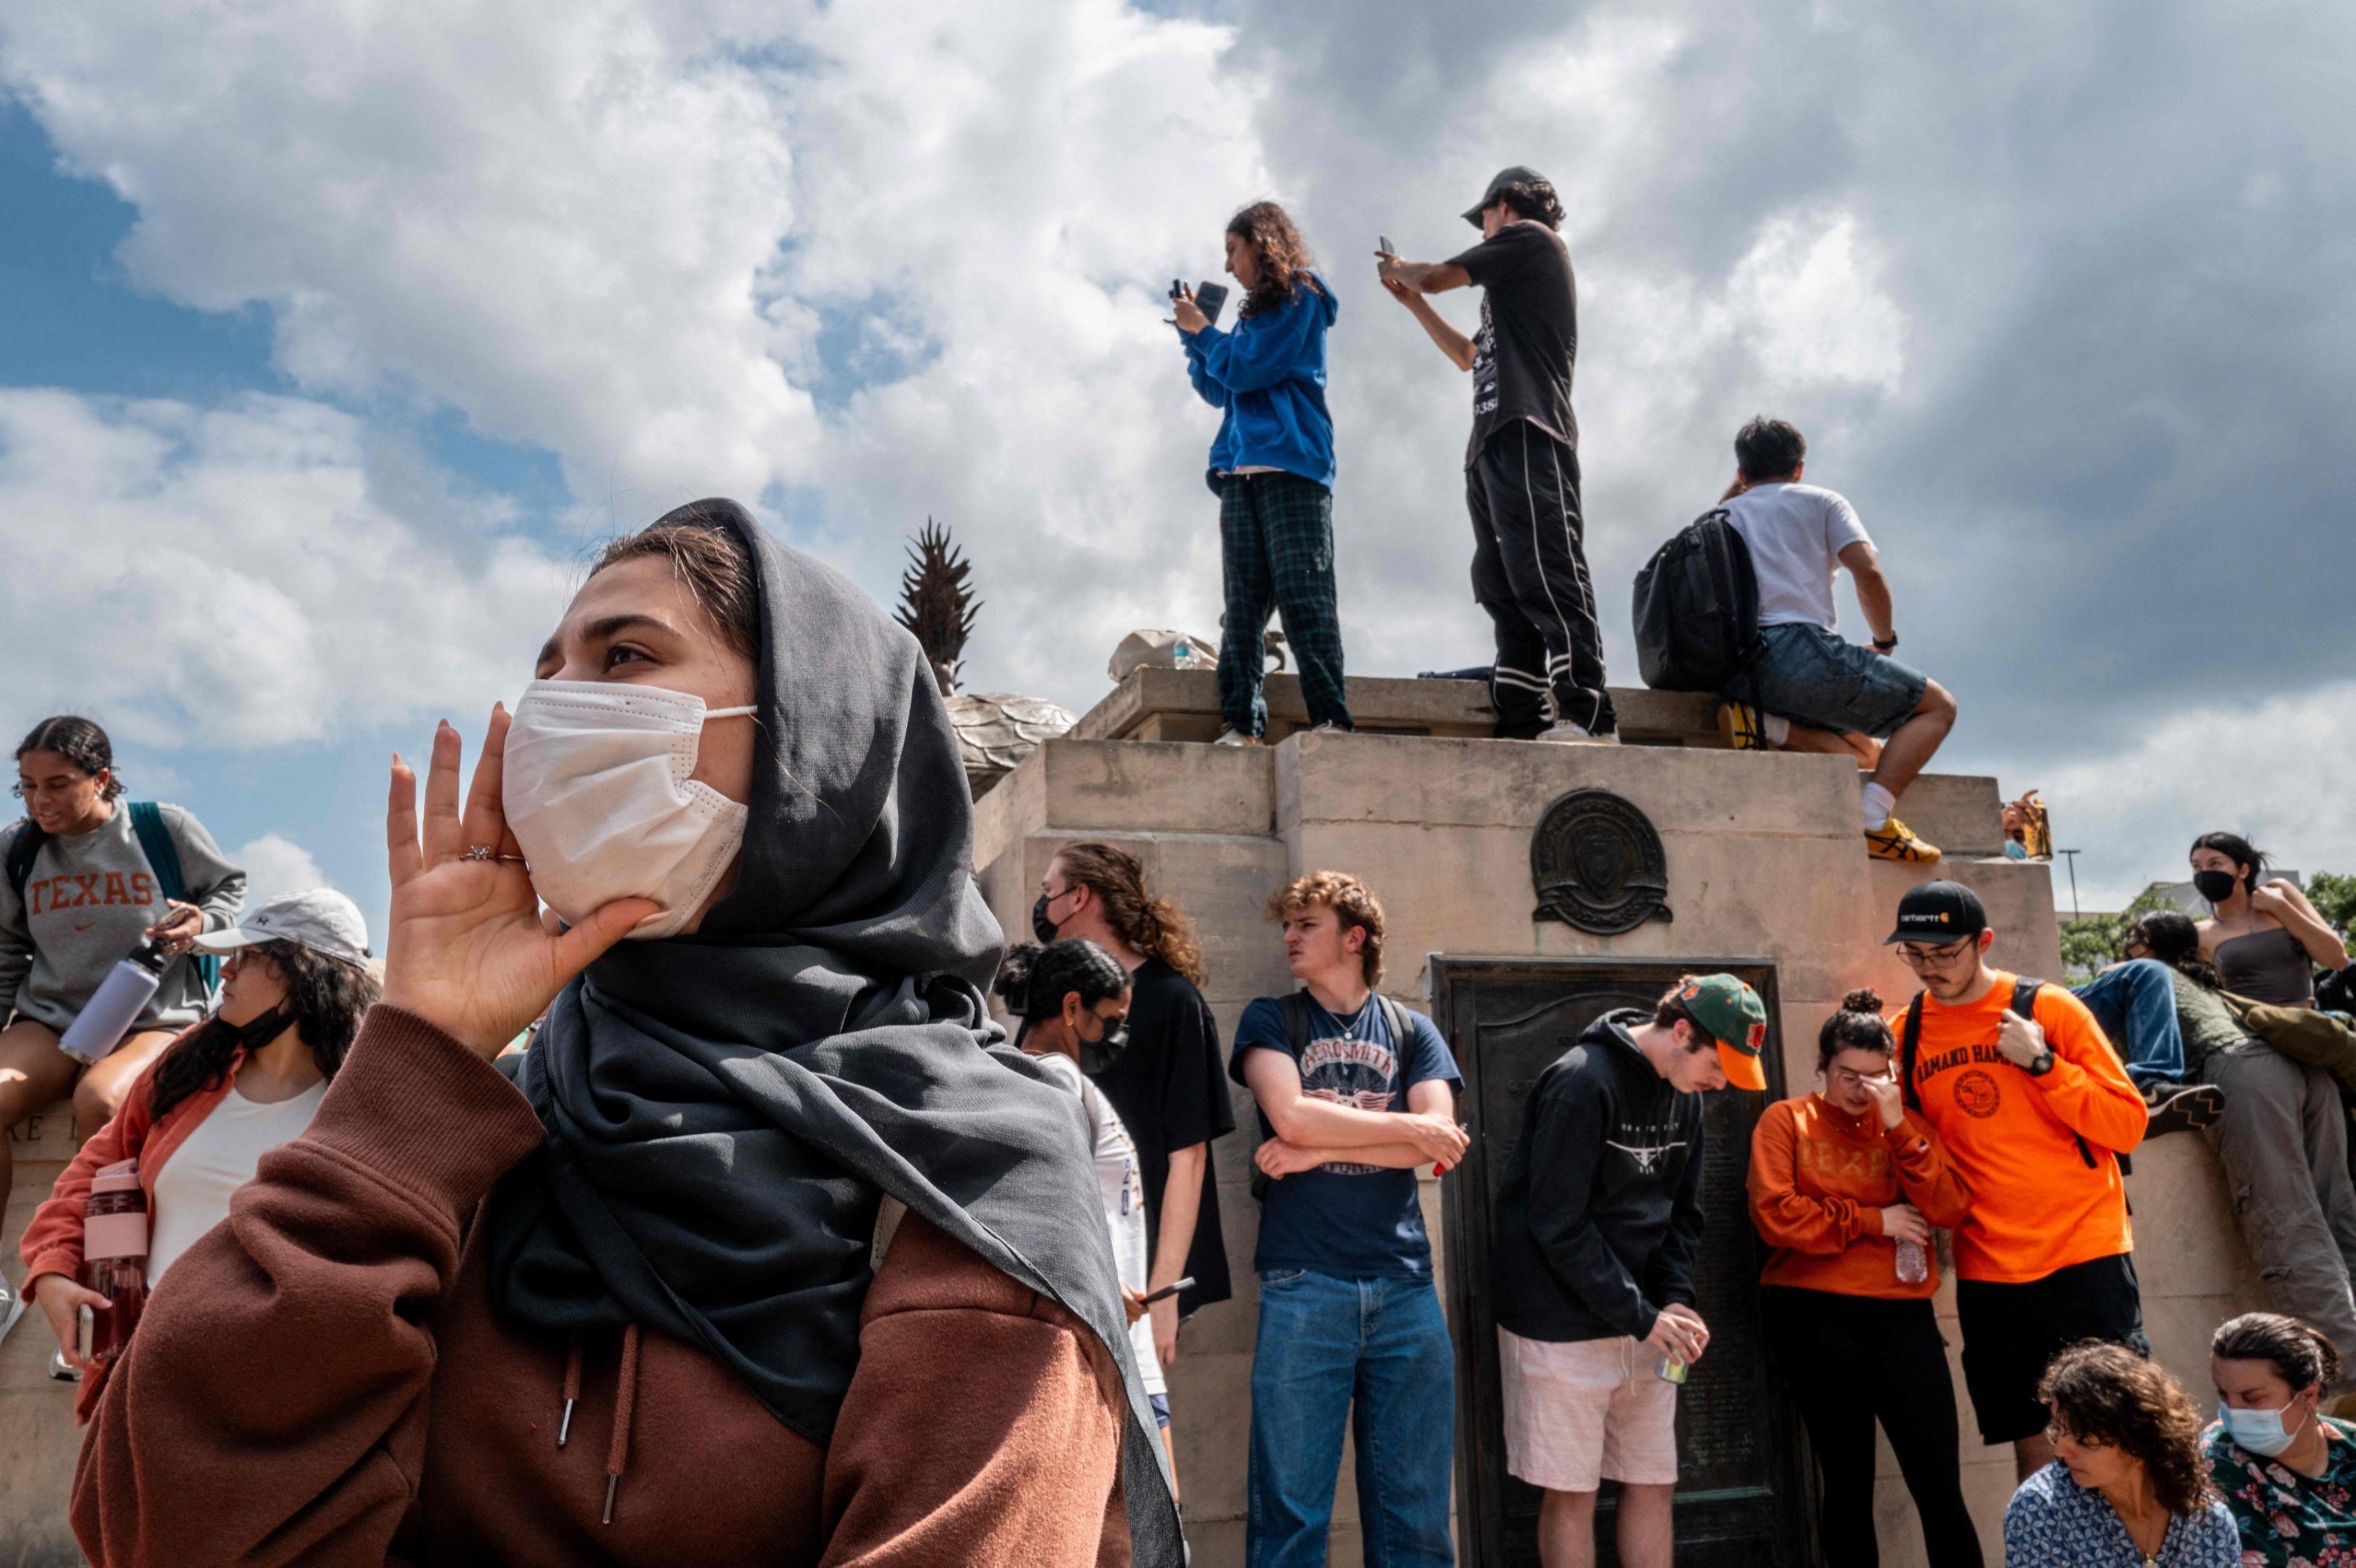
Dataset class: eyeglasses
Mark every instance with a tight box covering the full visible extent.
[1895,939,1974,969]
[2043,1422,2109,1451]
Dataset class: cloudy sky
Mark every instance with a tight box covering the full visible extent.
[2,0,2347,929]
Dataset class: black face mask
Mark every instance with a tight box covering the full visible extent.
[2193,869,2242,905]
[1031,893,1061,945]
[228,1004,288,1051]
[1077,1012,1129,1076]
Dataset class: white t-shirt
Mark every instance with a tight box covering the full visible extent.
[146,1079,327,1285]
[1721,481,1872,631]
[1031,1052,1166,1398]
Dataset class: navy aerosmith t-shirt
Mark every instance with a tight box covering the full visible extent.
[1231,993,1463,1280]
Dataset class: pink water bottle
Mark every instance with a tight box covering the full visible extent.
[81,1160,149,1365]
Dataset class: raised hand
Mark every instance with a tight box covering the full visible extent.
[1859,1071,1907,1130]
[380,708,657,1059]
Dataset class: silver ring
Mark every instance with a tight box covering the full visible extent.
[461,845,497,862]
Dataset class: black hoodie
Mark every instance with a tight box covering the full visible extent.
[1491,1007,1707,1343]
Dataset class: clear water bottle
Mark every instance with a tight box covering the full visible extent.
[1895,1237,1930,1285]
[80,1160,149,1366]
[58,940,168,1065]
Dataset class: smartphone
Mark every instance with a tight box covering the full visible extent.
[1379,234,1394,255]
[1192,282,1228,326]
[1139,1276,1197,1307]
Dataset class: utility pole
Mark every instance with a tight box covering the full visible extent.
[2056,849,2083,923]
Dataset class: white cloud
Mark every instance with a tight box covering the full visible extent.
[230,831,330,912]
[0,389,571,747]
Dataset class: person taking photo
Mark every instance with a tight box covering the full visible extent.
[1378,166,1613,742]
[1173,200,1350,745]
[20,889,377,1396]
[1,716,245,1228]
[1033,841,1235,1361]
[1747,989,1980,1568]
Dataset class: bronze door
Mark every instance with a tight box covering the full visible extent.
[1434,956,1813,1566]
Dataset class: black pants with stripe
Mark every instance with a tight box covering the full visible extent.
[1465,421,1615,736]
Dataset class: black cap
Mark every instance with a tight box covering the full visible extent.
[1882,879,1988,945]
[1463,165,1549,226]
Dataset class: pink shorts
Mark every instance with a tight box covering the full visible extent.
[1498,1329,1681,1492]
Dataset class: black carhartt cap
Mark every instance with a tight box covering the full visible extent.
[1883,879,1988,945]
[1463,165,1549,226]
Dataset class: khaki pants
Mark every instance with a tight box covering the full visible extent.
[2203,1042,2356,1380]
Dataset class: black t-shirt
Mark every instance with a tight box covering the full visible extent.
[1449,221,1579,466]
[1084,958,1236,1313]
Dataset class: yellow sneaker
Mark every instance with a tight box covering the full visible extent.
[1866,816,1941,863]
[1718,700,1770,751]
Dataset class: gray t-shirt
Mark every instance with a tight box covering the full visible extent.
[0,804,245,1033]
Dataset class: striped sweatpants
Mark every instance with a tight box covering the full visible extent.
[1465,421,1615,736]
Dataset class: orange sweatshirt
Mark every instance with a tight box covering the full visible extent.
[1748,1095,1970,1299]
[1890,974,2146,1285]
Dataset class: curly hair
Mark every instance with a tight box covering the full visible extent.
[1816,988,1893,1070]
[15,716,126,802]
[2039,1341,2217,1519]
[1051,842,1205,985]
[1494,178,1565,230]
[148,941,382,1121]
[2131,910,2222,992]
[993,939,1132,1022]
[1226,201,1323,321]
[591,506,760,662]
[2212,1312,2343,1396]
[1266,871,1385,988]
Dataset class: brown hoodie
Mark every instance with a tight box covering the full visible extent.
[71,1007,1130,1567]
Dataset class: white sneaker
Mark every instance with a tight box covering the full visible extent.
[1535,724,1619,745]
[1212,727,1262,747]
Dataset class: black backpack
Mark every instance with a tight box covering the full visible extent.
[1247,991,1417,1203]
[1901,978,2127,1175]
[1631,508,1767,696]
[5,802,220,992]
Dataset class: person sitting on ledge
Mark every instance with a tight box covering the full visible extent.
[1711,416,1957,863]
[2207,1312,2356,1564]
[2190,832,2347,1008]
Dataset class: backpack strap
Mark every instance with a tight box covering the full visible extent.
[2011,977,2102,1172]
[127,802,218,992]
[5,821,46,902]
[1375,995,1415,1087]
[1901,992,1926,1112]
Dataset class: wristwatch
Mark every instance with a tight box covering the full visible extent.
[2025,1048,2055,1077]
[1871,631,1899,652]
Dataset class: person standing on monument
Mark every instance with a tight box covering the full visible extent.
[1172,200,1351,745]
[1377,167,1615,742]
[1489,973,1770,1568]
[1748,989,1982,1568]
[1231,871,1465,1567]
[1708,417,1957,864]
[1032,842,1235,1363]
[1885,879,2150,1482]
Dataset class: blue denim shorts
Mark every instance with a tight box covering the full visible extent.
[1746,622,1927,739]
[1149,1391,1171,1430]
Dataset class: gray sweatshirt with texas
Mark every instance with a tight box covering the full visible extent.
[0,805,246,1034]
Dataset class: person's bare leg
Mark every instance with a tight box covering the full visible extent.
[1158,1425,1180,1504]
[1868,679,1957,801]
[0,1019,80,1218]
[2013,1431,2054,1482]
[1768,722,1882,769]
[1615,1481,1676,1568]
[1536,1487,1599,1568]
[71,1029,178,1135]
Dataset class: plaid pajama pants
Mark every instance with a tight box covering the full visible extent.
[1217,471,1352,738]
[1466,422,1615,737]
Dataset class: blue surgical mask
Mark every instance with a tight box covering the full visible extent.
[2220,1400,2308,1458]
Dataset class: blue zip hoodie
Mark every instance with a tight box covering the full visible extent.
[1181,271,1338,495]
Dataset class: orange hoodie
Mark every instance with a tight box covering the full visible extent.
[1749,1095,1970,1299]
[1889,973,2146,1285]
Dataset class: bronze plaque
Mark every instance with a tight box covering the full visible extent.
[1434,956,1813,1567]
[1531,789,1672,934]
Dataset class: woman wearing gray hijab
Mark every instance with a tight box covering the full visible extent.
[68,501,1181,1568]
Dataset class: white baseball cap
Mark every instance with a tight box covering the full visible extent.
[194,888,371,966]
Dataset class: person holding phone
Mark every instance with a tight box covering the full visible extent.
[1170,200,1350,745]
[1748,990,1981,1568]
[60,502,1180,1568]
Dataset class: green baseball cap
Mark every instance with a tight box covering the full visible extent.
[1675,974,1769,1091]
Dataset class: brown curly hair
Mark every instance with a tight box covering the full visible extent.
[1226,201,1323,321]
[1050,842,1206,986]
[1266,871,1386,988]
[2039,1341,2217,1519]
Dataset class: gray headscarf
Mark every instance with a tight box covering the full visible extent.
[485,499,1178,1560]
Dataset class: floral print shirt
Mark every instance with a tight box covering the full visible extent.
[2207,1416,2356,1566]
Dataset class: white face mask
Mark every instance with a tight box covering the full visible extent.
[502,680,757,941]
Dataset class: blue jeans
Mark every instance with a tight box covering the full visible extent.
[1248,1268,1456,1568]
[2073,959,2182,1087]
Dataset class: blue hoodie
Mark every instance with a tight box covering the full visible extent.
[1181,271,1338,495]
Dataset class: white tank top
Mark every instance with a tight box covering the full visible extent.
[1030,1052,1165,1397]
[147,1080,326,1285]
